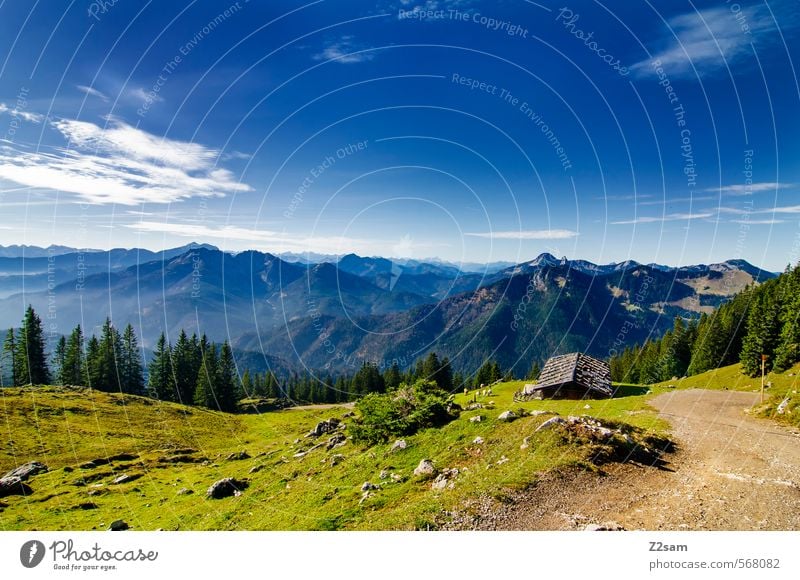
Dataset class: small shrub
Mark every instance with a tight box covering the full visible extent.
[350,380,459,445]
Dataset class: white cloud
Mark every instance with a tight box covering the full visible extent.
[76,85,109,102]
[128,86,163,103]
[758,205,800,214]
[124,221,374,254]
[0,116,251,205]
[731,218,784,224]
[611,212,713,225]
[0,102,44,123]
[631,7,774,78]
[707,182,791,195]
[314,36,375,64]
[466,229,579,240]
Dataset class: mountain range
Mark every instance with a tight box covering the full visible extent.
[0,244,776,376]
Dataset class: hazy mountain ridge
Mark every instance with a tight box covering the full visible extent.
[0,245,776,374]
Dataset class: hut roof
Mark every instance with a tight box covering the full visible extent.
[534,353,612,397]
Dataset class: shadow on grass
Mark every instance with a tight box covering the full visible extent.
[611,383,650,398]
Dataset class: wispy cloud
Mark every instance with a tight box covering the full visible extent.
[595,193,654,201]
[611,212,713,225]
[757,205,800,214]
[76,85,109,102]
[0,116,251,205]
[127,86,163,104]
[632,7,775,77]
[314,36,375,64]
[731,218,784,224]
[0,102,44,123]
[638,195,717,206]
[124,221,375,254]
[466,229,579,240]
[706,182,791,195]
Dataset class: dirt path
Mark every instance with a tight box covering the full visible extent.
[478,389,800,530]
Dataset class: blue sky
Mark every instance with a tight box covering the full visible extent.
[0,0,799,270]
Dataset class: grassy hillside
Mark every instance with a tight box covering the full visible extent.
[1,381,670,531]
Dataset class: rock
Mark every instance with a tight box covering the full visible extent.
[80,458,112,469]
[326,432,347,450]
[2,461,48,482]
[112,473,143,485]
[361,481,379,492]
[497,410,517,422]
[469,415,483,423]
[292,451,307,459]
[249,464,266,474]
[535,416,568,432]
[206,478,248,499]
[466,403,483,411]
[308,418,341,438]
[226,451,251,461]
[413,459,437,478]
[63,466,74,473]
[431,468,459,490]
[0,476,33,498]
[389,473,406,483]
[75,502,98,510]
[107,453,138,462]
[341,411,355,419]
[583,404,591,409]
[108,520,129,531]
[666,384,677,389]
[176,488,193,496]
[389,439,407,453]
[530,410,557,417]
[472,436,485,445]
[379,469,391,480]
[159,454,205,464]
[329,454,345,466]
[777,397,790,414]
[87,488,107,497]
[359,491,372,505]
[584,521,624,531]
[496,456,509,465]
[520,436,531,450]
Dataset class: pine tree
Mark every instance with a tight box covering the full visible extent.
[61,326,85,386]
[384,362,402,390]
[17,306,50,385]
[148,333,175,401]
[120,324,144,394]
[215,341,239,412]
[53,336,67,385]
[3,328,18,386]
[740,283,781,376]
[171,330,198,404]
[194,341,218,408]
[86,335,101,388]
[95,319,122,391]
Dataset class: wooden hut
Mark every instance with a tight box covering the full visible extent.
[516,353,612,400]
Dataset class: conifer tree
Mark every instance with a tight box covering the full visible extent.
[148,333,175,401]
[120,324,145,394]
[3,328,18,386]
[17,306,50,385]
[61,326,85,386]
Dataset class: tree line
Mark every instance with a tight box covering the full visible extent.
[0,306,519,411]
[610,263,800,383]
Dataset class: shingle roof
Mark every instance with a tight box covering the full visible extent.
[534,353,612,396]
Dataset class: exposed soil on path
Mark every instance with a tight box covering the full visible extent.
[461,389,800,530]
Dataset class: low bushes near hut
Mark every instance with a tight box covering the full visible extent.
[349,380,460,445]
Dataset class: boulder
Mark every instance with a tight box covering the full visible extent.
[497,410,517,422]
[413,459,437,478]
[529,410,556,417]
[535,416,567,432]
[2,461,48,481]
[329,454,345,466]
[466,403,483,411]
[108,520,129,531]
[112,473,143,485]
[159,454,205,464]
[326,432,347,450]
[225,451,251,461]
[431,468,459,491]
[75,502,98,510]
[360,481,379,492]
[206,478,248,499]
[176,488,193,496]
[248,464,266,474]
[469,415,483,423]
[0,476,32,498]
[389,439,407,453]
[472,436,485,445]
[309,418,341,438]
[520,436,531,450]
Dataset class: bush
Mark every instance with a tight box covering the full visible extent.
[349,380,459,445]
